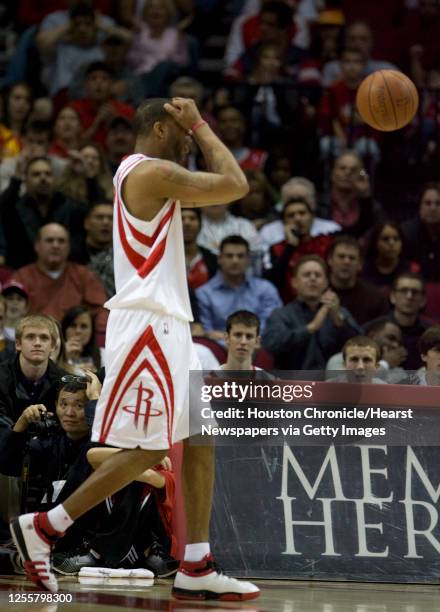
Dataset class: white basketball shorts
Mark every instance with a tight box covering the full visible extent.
[91,308,202,450]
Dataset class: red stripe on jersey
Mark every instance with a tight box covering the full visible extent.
[122,201,175,248]
[99,325,174,446]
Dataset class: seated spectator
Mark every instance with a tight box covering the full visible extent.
[127,0,190,101]
[401,182,440,282]
[259,176,341,251]
[215,106,268,171]
[362,221,420,291]
[71,61,134,150]
[339,336,386,384]
[365,273,431,370]
[230,169,277,230]
[196,236,281,341]
[56,144,113,206]
[326,319,407,383]
[0,314,65,447]
[13,223,107,324]
[49,106,84,159]
[2,282,29,343]
[0,120,68,193]
[99,35,132,103]
[104,115,135,175]
[50,318,74,374]
[328,236,389,324]
[417,325,440,385]
[0,157,87,270]
[263,197,334,302]
[169,77,214,129]
[182,209,217,291]
[220,310,263,372]
[61,306,101,373]
[1,83,33,143]
[322,20,397,87]
[197,203,263,270]
[326,150,381,238]
[262,255,360,370]
[319,47,380,164]
[225,1,308,81]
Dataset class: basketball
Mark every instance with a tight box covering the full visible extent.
[356,70,419,132]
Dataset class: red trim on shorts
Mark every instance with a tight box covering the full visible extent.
[99,325,174,447]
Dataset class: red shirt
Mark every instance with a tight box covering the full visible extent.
[70,99,134,149]
[188,254,210,290]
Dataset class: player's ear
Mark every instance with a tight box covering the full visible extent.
[153,120,166,140]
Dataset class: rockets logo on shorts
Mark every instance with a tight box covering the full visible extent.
[98,325,174,445]
[122,383,162,432]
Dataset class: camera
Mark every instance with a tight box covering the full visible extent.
[28,410,60,437]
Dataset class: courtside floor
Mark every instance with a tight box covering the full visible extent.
[1,576,439,611]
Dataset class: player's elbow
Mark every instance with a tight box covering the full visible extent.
[230,177,249,199]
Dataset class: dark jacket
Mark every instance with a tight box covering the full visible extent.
[262,299,361,370]
[0,356,66,454]
[0,178,87,269]
[401,218,440,282]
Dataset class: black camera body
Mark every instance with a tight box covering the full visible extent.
[27,410,60,437]
[60,374,90,390]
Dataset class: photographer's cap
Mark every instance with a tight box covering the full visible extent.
[2,280,29,300]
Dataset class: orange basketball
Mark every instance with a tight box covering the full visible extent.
[356,70,419,132]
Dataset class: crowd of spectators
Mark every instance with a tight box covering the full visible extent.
[1,0,440,578]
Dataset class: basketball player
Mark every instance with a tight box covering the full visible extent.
[10,98,260,601]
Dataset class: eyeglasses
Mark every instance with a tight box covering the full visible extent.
[394,288,424,296]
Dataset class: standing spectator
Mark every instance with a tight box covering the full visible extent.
[259,176,341,251]
[70,62,134,150]
[0,157,87,270]
[56,144,113,206]
[182,209,217,291]
[262,254,360,370]
[13,224,107,324]
[328,236,390,324]
[215,106,268,171]
[2,282,29,343]
[127,0,190,101]
[319,48,380,164]
[401,183,440,282]
[196,236,281,340]
[61,306,101,372]
[326,150,380,238]
[49,107,84,160]
[263,197,334,303]
[365,273,431,370]
[362,221,420,291]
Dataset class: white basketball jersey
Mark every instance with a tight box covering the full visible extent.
[105,153,193,321]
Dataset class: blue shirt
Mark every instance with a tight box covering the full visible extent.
[195,271,282,333]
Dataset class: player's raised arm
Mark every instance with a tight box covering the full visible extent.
[126,98,249,208]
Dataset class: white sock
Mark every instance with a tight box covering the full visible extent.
[184,542,210,562]
[46,504,74,532]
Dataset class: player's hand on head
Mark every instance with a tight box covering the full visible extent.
[164,97,202,131]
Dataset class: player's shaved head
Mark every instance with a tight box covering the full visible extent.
[134,98,172,137]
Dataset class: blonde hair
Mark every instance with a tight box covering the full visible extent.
[15,314,58,346]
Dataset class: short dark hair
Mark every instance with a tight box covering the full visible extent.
[85,61,113,78]
[342,335,381,362]
[328,235,362,258]
[219,235,250,253]
[133,98,172,137]
[282,197,312,219]
[70,2,95,19]
[419,181,440,204]
[261,1,293,29]
[392,272,425,292]
[419,326,440,355]
[292,254,328,278]
[87,201,113,216]
[182,207,202,223]
[226,310,260,334]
